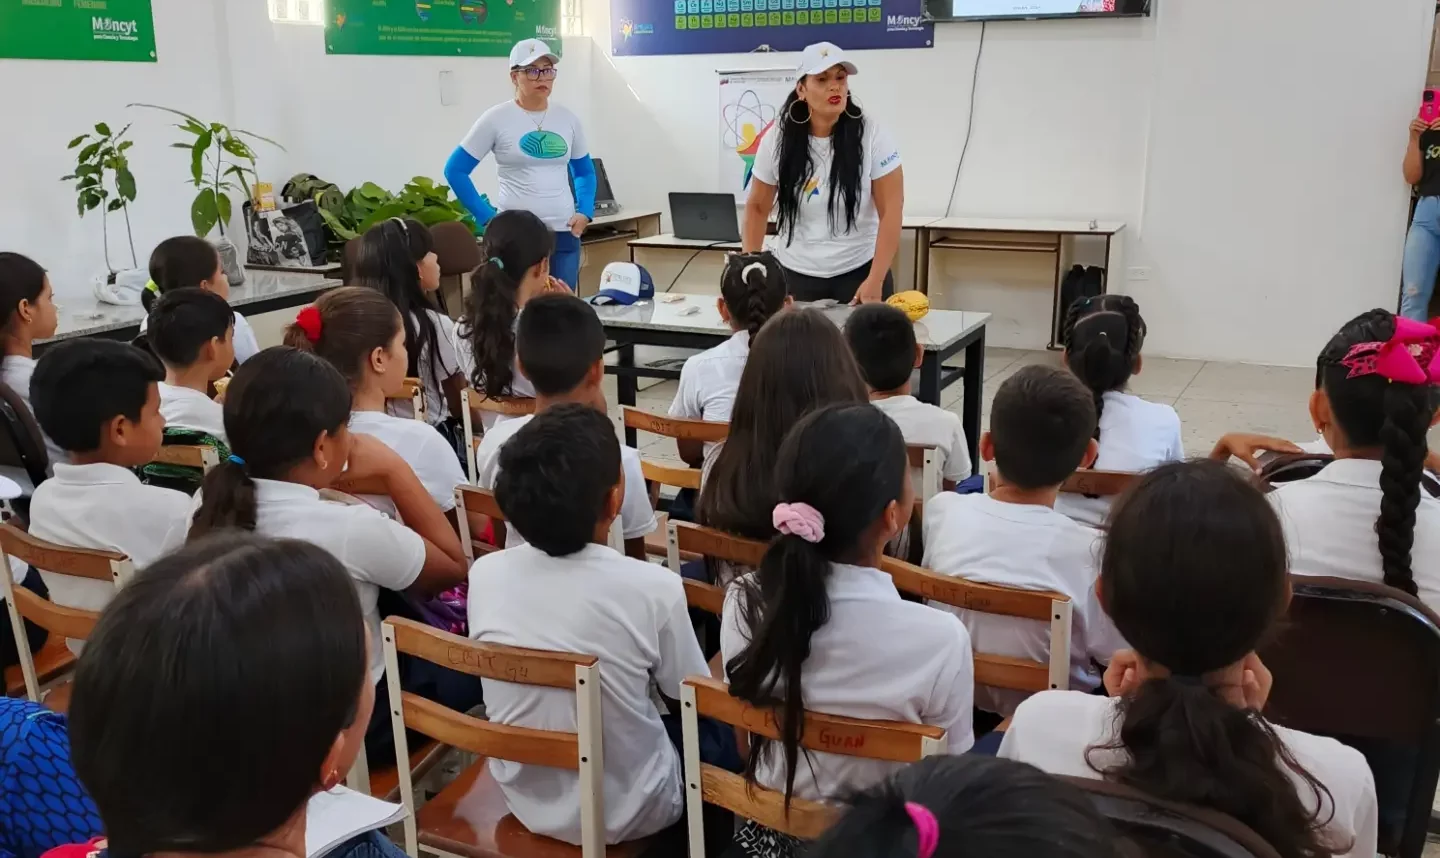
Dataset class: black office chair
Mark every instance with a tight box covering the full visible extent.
[0,380,49,517]
[1061,777,1282,858]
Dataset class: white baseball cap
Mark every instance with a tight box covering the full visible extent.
[797,42,857,77]
[591,262,655,306]
[509,38,558,69]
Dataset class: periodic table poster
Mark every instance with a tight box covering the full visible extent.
[611,0,932,55]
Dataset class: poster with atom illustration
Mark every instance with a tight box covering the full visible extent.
[719,69,796,198]
[614,0,930,56]
[326,0,560,57]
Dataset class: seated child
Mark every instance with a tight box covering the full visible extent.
[722,403,974,858]
[469,403,710,845]
[1270,309,1440,612]
[1000,460,1378,858]
[668,251,789,466]
[471,293,655,558]
[923,364,1119,719]
[142,236,258,364]
[27,339,190,646]
[0,253,63,470]
[844,302,972,488]
[284,287,467,521]
[1055,295,1181,527]
[147,288,233,441]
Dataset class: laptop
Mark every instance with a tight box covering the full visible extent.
[669,192,741,242]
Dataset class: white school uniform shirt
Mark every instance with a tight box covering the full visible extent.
[1,355,66,469]
[1270,458,1440,613]
[1055,391,1183,528]
[751,118,901,278]
[477,366,536,434]
[29,463,190,653]
[459,101,589,232]
[349,410,466,515]
[998,691,1379,858]
[411,310,464,428]
[473,413,657,545]
[157,382,227,441]
[719,564,975,801]
[139,311,258,364]
[669,331,748,426]
[184,479,425,684]
[468,542,708,844]
[871,395,972,483]
[922,492,1123,716]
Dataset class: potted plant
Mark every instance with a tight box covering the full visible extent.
[131,104,283,285]
[61,121,139,278]
[282,174,478,262]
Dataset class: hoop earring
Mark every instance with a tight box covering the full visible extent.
[786,99,812,125]
[844,97,862,120]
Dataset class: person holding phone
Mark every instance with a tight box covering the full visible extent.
[1400,95,1440,321]
[443,39,596,292]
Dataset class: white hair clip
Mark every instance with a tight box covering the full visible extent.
[741,261,768,281]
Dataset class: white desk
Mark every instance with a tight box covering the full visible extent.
[596,293,990,465]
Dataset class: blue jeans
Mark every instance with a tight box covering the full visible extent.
[551,231,581,292]
[1401,196,1440,320]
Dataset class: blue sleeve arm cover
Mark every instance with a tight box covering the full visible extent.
[444,146,497,225]
[570,155,596,219]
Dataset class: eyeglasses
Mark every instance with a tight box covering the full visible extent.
[522,66,558,80]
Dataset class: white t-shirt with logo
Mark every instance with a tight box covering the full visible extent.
[460,100,589,232]
[751,117,901,278]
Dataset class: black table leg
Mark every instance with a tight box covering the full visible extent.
[919,353,941,406]
[962,329,986,469]
[617,342,638,447]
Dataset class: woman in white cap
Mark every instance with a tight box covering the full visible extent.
[742,42,903,305]
[443,39,595,292]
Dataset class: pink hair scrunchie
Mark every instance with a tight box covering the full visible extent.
[904,802,940,858]
[772,502,825,544]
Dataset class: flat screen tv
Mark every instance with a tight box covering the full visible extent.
[923,0,1150,22]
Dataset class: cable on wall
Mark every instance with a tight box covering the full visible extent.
[944,20,987,216]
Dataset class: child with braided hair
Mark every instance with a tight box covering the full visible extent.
[1055,295,1183,527]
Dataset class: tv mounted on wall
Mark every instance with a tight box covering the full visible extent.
[923,0,1150,22]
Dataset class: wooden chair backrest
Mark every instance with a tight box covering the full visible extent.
[459,387,537,483]
[680,675,946,849]
[622,408,729,443]
[880,556,1072,694]
[666,520,766,616]
[1059,469,1136,497]
[455,484,623,566]
[382,617,606,858]
[150,444,220,471]
[385,377,425,423]
[906,444,942,502]
[0,524,129,702]
[640,460,701,508]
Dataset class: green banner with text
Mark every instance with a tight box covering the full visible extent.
[0,0,156,62]
[326,0,561,57]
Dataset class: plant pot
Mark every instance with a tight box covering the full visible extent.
[212,235,245,287]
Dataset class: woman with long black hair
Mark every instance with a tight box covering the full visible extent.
[742,42,904,305]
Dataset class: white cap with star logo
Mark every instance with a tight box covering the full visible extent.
[509,38,559,69]
[797,41,858,77]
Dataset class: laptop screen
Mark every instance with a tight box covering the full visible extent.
[569,157,617,208]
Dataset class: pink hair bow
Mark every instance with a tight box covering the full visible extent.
[904,802,940,858]
[1340,317,1440,385]
[772,502,825,544]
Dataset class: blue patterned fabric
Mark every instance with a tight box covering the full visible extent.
[0,698,101,858]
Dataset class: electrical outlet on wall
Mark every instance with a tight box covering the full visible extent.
[1128,266,1152,281]
[439,70,458,106]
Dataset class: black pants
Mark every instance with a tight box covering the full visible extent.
[0,567,49,669]
[365,651,486,766]
[780,259,895,304]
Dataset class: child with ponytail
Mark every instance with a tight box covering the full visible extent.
[1055,295,1181,526]
[353,218,466,428]
[1000,459,1378,858]
[668,251,789,465]
[807,756,1116,858]
[0,252,62,468]
[720,403,974,858]
[1269,309,1440,610]
[188,346,475,763]
[141,236,259,364]
[459,210,566,432]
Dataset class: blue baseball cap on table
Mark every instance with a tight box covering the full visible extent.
[591,262,655,305]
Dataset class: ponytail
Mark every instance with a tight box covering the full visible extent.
[1062,295,1145,442]
[1377,382,1432,595]
[460,210,554,398]
[724,403,907,806]
[721,251,787,339]
[281,288,402,389]
[353,219,444,392]
[189,347,351,541]
[147,237,222,312]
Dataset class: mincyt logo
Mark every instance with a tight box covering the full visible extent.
[92,17,140,41]
[534,24,558,37]
[886,13,922,29]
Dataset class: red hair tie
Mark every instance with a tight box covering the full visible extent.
[295,305,323,343]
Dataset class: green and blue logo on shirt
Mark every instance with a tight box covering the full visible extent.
[519,130,569,160]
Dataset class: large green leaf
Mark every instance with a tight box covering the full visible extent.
[75,164,101,177]
[67,134,89,149]
[191,187,219,237]
[116,167,136,201]
[317,206,360,241]
[236,128,284,150]
[94,122,112,136]
[76,176,99,191]
[107,199,126,212]
[128,103,205,130]
[409,205,464,227]
[190,132,213,186]
[77,142,101,164]
[216,192,232,231]
[220,135,255,163]
[117,140,133,152]
[357,201,419,233]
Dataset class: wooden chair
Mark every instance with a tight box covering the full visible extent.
[680,675,947,855]
[455,484,623,566]
[907,445,941,503]
[1059,469,1136,497]
[1260,576,1440,858]
[1061,776,1283,858]
[384,377,426,424]
[881,556,1073,694]
[150,444,221,471]
[637,460,699,561]
[665,520,766,617]
[383,617,650,858]
[431,221,482,320]
[461,388,538,484]
[621,408,729,447]
[0,524,131,707]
